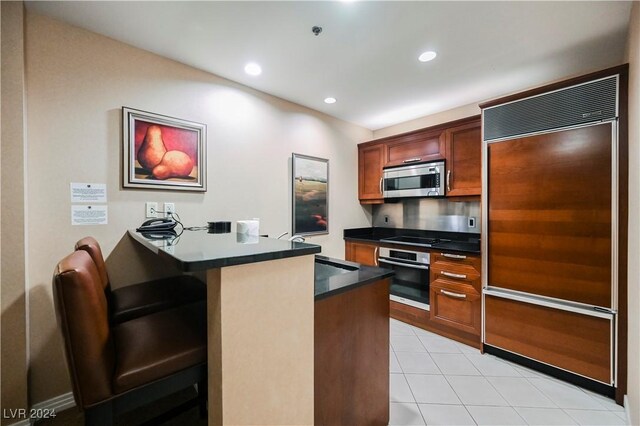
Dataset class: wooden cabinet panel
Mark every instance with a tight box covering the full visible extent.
[487,124,612,307]
[358,143,385,203]
[431,251,482,273]
[429,250,481,338]
[315,278,390,425]
[384,130,445,168]
[485,295,612,384]
[430,281,481,335]
[444,120,482,197]
[345,241,379,267]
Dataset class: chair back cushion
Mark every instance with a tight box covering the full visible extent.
[52,250,115,408]
[75,237,109,290]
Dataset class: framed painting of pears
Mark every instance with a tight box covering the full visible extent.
[122,107,207,191]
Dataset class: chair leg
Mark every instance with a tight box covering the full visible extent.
[84,401,113,426]
[197,379,208,419]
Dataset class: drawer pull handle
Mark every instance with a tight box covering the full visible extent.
[440,289,466,299]
[441,271,467,280]
[447,170,451,192]
[403,157,422,163]
[442,253,467,260]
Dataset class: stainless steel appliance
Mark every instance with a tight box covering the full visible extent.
[482,73,620,391]
[382,161,445,198]
[378,247,430,310]
[380,235,450,248]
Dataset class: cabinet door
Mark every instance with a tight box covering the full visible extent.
[430,281,481,336]
[345,241,379,267]
[444,120,481,196]
[358,144,385,203]
[385,130,445,168]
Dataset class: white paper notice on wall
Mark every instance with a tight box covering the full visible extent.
[70,183,107,203]
[71,205,108,226]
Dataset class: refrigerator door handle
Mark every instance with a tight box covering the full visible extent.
[483,286,616,319]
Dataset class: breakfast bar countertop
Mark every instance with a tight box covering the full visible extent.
[128,229,321,272]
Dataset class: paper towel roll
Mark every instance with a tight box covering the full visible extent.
[237,220,259,236]
[237,233,259,244]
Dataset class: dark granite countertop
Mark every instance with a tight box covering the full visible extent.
[128,229,321,272]
[314,255,394,301]
[344,227,481,254]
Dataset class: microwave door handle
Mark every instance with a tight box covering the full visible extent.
[378,258,430,270]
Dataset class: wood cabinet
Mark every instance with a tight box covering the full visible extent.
[429,250,482,339]
[357,116,480,204]
[358,143,386,204]
[315,278,390,425]
[384,129,445,168]
[345,240,379,267]
[444,119,482,197]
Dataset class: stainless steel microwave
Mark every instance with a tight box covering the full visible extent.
[382,161,445,198]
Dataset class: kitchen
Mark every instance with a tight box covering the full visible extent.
[1,2,639,426]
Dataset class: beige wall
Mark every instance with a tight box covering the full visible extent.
[24,12,372,403]
[1,2,29,423]
[624,1,639,423]
[372,103,480,139]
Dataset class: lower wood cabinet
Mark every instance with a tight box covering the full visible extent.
[430,282,481,335]
[344,240,378,267]
[315,278,390,425]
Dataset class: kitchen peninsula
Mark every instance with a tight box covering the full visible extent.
[128,230,393,425]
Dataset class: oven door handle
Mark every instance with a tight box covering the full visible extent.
[378,258,430,270]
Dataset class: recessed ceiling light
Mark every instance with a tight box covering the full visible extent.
[244,62,262,76]
[418,51,437,62]
[324,97,337,104]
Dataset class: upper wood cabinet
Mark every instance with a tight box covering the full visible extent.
[384,130,445,168]
[358,143,386,204]
[444,119,482,197]
[357,115,481,204]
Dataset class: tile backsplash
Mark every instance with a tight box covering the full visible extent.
[372,198,480,233]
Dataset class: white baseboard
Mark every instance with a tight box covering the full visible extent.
[12,392,76,425]
[624,394,632,426]
[31,391,76,412]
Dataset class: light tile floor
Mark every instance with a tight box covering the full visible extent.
[389,319,627,426]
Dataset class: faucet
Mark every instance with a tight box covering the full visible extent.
[289,235,306,243]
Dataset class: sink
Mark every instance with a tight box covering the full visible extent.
[315,256,358,281]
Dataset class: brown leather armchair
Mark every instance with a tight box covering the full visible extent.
[53,250,208,426]
[75,237,206,324]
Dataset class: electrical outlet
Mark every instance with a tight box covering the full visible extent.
[164,202,175,218]
[384,215,390,224]
[468,216,476,228]
[145,202,158,218]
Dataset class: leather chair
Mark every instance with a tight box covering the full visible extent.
[53,250,208,426]
[75,237,206,324]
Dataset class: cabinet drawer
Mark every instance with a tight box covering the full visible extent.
[430,282,481,336]
[431,251,481,272]
[431,268,481,293]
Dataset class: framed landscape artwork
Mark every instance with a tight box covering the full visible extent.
[292,153,329,236]
[122,107,207,191]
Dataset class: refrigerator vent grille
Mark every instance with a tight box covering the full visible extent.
[483,75,618,141]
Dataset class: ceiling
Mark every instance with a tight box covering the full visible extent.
[25,1,633,130]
